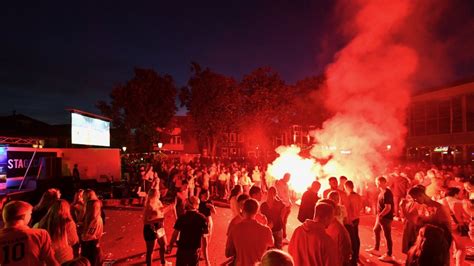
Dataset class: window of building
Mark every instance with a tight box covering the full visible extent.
[237,134,244,143]
[294,130,302,143]
[467,94,474,132]
[426,102,438,135]
[438,100,450,134]
[275,135,283,146]
[282,133,289,145]
[292,125,302,132]
[221,147,228,156]
[229,133,237,143]
[452,97,463,133]
[223,133,229,143]
[230,148,238,155]
[411,103,426,136]
[170,135,182,144]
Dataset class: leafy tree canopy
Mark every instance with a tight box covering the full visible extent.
[97,68,177,151]
[239,67,293,130]
[180,63,241,156]
[289,75,328,126]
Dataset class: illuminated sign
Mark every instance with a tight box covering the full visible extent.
[340,149,352,155]
[6,151,56,178]
[433,146,449,152]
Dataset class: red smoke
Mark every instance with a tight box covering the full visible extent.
[312,0,417,186]
[268,0,419,191]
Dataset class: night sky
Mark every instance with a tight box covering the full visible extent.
[1,0,474,124]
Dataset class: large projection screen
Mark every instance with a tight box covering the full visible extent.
[71,112,110,147]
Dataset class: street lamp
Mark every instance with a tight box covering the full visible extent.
[122,146,127,152]
[157,142,163,149]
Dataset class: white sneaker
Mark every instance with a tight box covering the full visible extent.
[378,254,394,262]
[365,247,380,255]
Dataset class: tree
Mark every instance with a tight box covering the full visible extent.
[180,63,241,157]
[239,67,294,151]
[97,68,177,151]
[289,75,328,126]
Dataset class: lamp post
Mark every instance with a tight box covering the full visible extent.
[122,146,127,152]
[157,142,163,160]
[157,143,163,155]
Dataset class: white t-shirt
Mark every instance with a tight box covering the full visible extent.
[239,175,252,186]
[252,170,261,182]
[218,173,229,182]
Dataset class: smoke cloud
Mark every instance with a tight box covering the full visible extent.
[310,0,418,183]
[268,0,421,191]
[268,0,473,192]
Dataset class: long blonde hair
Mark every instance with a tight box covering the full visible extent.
[72,189,84,206]
[83,200,101,230]
[83,189,98,203]
[34,188,60,213]
[145,189,160,211]
[37,199,73,242]
[71,190,85,223]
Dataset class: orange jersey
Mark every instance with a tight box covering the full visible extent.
[0,226,56,266]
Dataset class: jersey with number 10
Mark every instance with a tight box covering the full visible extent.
[0,226,55,265]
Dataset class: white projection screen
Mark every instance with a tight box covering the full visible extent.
[71,112,110,147]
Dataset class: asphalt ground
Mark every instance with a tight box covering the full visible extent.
[101,205,473,265]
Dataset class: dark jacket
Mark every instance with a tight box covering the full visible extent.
[297,189,319,223]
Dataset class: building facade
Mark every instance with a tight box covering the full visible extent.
[406,80,474,164]
[218,124,317,161]
[155,116,200,158]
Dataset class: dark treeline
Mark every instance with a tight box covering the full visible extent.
[98,64,328,154]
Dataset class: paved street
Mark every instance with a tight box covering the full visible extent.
[101,205,473,265]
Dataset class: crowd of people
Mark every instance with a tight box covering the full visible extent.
[128,159,474,266]
[0,188,104,266]
[1,157,473,265]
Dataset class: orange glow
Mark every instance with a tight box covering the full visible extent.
[267,145,320,194]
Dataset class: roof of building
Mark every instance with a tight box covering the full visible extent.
[411,79,474,102]
[413,76,474,96]
[0,113,72,138]
[0,114,50,137]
